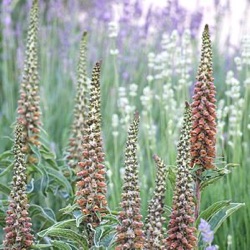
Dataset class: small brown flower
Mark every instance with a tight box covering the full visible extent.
[3,123,34,249]
[190,24,217,170]
[144,155,167,250]
[116,112,145,250]
[166,103,197,249]
[75,62,107,246]
[67,32,89,171]
[17,0,41,164]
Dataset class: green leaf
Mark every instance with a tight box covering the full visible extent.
[40,144,56,161]
[59,203,78,214]
[200,165,238,190]
[46,167,72,194]
[0,183,11,196]
[0,209,6,226]
[0,162,13,176]
[27,178,35,193]
[31,244,52,249]
[75,211,84,227]
[209,202,245,234]
[0,199,9,207]
[29,204,56,224]
[51,240,72,250]
[200,175,226,190]
[49,219,76,230]
[0,150,13,161]
[99,232,116,248]
[196,200,231,227]
[37,228,88,249]
[94,227,104,246]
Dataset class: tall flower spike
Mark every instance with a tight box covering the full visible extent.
[116,112,144,250]
[67,32,89,170]
[144,155,167,250]
[190,24,217,169]
[17,0,41,163]
[3,123,33,248]
[166,103,197,249]
[76,62,107,239]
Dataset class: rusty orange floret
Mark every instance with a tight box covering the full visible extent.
[3,124,34,249]
[116,112,145,250]
[190,24,217,169]
[67,32,89,171]
[17,0,41,163]
[76,62,108,229]
[166,103,197,249]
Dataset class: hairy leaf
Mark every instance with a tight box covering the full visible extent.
[209,202,245,234]
[0,183,10,196]
[37,228,88,248]
[196,200,231,227]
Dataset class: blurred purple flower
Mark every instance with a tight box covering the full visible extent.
[198,219,215,245]
[1,0,12,38]
[190,11,203,37]
[93,0,113,22]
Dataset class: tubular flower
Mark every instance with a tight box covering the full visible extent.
[3,123,33,249]
[144,155,167,250]
[190,24,217,169]
[166,103,197,250]
[116,112,144,250]
[67,32,89,170]
[17,0,41,163]
[76,62,107,229]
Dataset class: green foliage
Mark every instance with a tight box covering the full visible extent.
[38,228,88,248]
[0,0,249,249]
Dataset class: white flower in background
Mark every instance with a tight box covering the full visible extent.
[108,21,119,38]
[148,52,155,68]
[244,78,250,87]
[118,86,126,97]
[118,96,129,109]
[110,49,119,55]
[129,83,138,97]
[112,114,119,128]
[112,131,119,137]
[146,75,154,82]
[241,35,250,65]
[140,86,153,110]
[234,56,242,71]
[225,70,244,139]
[217,100,227,138]
[161,33,170,50]
[148,123,157,139]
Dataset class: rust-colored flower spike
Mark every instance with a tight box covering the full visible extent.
[166,103,197,250]
[3,123,33,249]
[76,62,107,232]
[67,32,89,171]
[116,112,144,250]
[17,0,41,163]
[144,155,167,250]
[191,24,216,169]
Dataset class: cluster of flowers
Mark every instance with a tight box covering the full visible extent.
[3,0,218,249]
